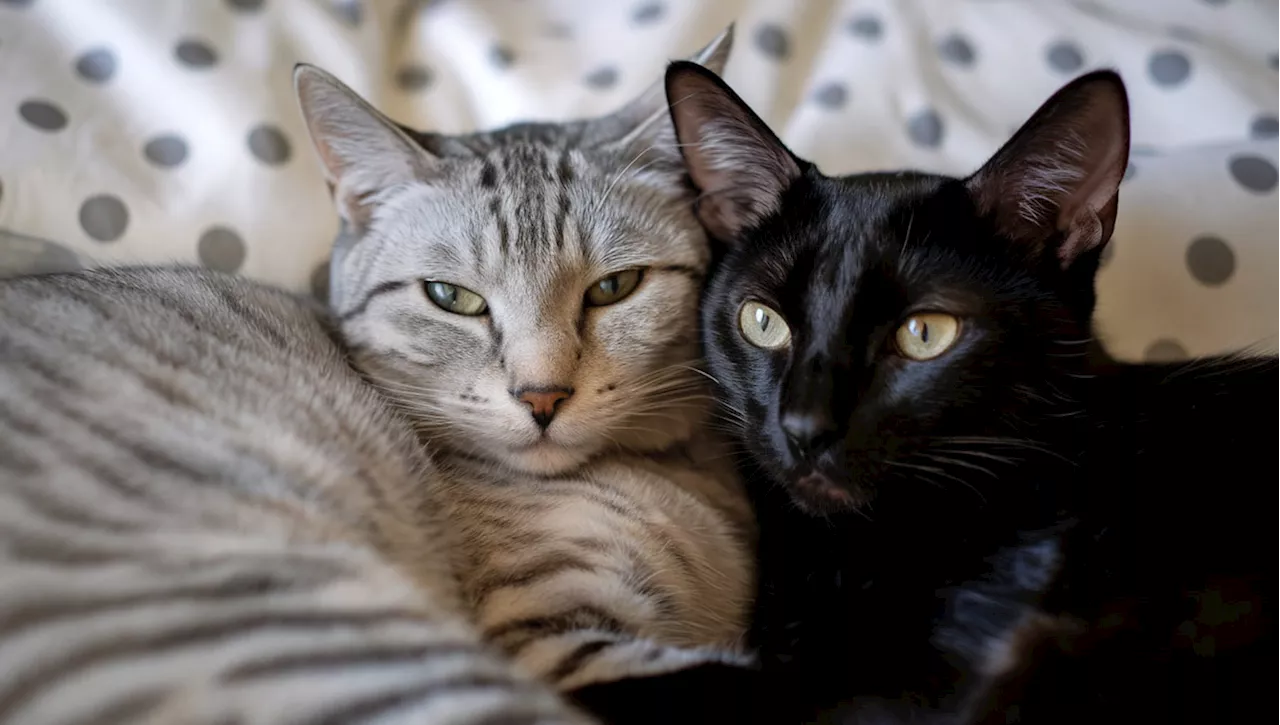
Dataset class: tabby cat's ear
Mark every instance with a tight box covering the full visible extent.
[966,71,1130,270]
[665,60,802,242]
[293,64,438,231]
[586,25,735,161]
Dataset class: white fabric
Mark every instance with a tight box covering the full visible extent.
[0,0,1275,361]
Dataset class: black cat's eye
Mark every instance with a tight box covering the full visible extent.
[424,281,488,316]
[738,301,792,349]
[894,312,961,361]
[585,269,644,307]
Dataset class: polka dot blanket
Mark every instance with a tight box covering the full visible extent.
[0,0,1275,362]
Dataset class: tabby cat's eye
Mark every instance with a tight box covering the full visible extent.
[424,281,488,316]
[895,312,961,361]
[585,269,644,307]
[738,301,792,350]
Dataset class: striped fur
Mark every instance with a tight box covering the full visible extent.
[295,28,758,691]
[0,267,589,725]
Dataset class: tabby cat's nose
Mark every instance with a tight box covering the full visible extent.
[513,387,574,429]
[780,410,836,454]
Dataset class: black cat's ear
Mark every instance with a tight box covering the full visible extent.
[294,64,439,231]
[965,71,1130,270]
[665,60,803,242]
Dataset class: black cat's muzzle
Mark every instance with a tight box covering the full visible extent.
[785,459,873,514]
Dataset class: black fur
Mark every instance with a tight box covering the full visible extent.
[567,662,771,724]
[666,61,1278,724]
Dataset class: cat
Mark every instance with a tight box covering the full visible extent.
[293,28,761,716]
[0,267,589,725]
[0,30,755,725]
[663,60,1278,724]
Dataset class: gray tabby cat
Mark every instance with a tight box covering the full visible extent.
[294,27,756,692]
[0,28,751,725]
[0,267,586,725]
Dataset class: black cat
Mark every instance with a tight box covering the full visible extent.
[663,61,1278,724]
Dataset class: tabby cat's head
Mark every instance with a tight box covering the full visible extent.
[294,29,732,476]
[666,62,1129,514]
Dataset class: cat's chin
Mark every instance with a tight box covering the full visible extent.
[785,470,873,515]
[491,440,598,477]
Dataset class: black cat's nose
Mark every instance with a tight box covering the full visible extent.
[781,410,837,454]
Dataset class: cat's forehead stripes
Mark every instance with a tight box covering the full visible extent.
[469,145,593,279]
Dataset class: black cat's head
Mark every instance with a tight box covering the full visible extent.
[667,62,1129,515]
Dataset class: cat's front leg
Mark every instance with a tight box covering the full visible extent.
[818,696,963,725]
[566,661,776,725]
[816,554,1064,723]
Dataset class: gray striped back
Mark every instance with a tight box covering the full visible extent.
[0,267,587,724]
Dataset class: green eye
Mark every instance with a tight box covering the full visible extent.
[424,281,488,316]
[738,301,791,349]
[585,269,644,307]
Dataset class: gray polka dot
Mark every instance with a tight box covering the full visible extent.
[544,22,572,39]
[226,0,264,10]
[18,100,67,131]
[247,125,291,166]
[197,226,246,273]
[79,195,129,242]
[395,64,433,91]
[1185,235,1235,286]
[632,2,664,24]
[18,99,67,131]
[1249,115,1277,139]
[847,14,882,40]
[1144,339,1188,363]
[489,45,515,69]
[0,232,82,278]
[1228,155,1278,193]
[906,110,944,148]
[1269,53,1278,71]
[813,82,848,110]
[333,0,361,25]
[1123,162,1136,183]
[175,39,218,68]
[1200,0,1227,6]
[75,48,117,83]
[143,134,189,168]
[1148,49,1191,87]
[754,23,790,61]
[584,66,618,90]
[1046,41,1083,73]
[311,259,331,303]
[937,33,976,67]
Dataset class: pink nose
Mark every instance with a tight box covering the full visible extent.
[514,387,573,429]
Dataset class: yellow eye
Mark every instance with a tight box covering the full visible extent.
[424,281,488,316]
[738,301,792,349]
[585,269,644,307]
[895,313,960,361]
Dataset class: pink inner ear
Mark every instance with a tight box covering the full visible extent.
[966,74,1129,267]
[1054,156,1123,268]
[1057,210,1103,269]
[667,72,803,241]
[693,190,745,242]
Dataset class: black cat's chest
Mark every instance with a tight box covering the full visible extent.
[751,492,1059,684]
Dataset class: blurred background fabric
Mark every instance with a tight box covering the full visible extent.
[0,0,1275,361]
